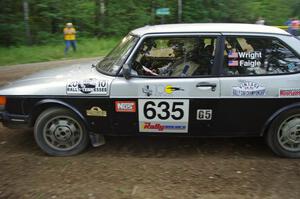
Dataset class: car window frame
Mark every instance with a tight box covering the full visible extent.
[118,33,223,79]
[220,33,300,77]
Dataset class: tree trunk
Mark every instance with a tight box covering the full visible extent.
[178,0,182,23]
[23,0,32,45]
[95,0,106,37]
[151,0,155,25]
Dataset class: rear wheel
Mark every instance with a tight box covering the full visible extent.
[266,109,300,158]
[34,107,89,156]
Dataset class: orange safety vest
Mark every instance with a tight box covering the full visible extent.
[63,27,76,40]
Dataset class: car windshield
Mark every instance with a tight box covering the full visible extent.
[96,34,139,75]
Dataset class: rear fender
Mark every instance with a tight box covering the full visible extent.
[261,102,300,136]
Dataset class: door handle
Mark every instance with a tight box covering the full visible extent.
[196,82,217,91]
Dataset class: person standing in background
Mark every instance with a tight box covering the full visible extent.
[291,18,300,36]
[255,17,265,25]
[64,23,77,55]
[284,18,292,34]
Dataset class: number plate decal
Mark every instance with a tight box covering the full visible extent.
[138,99,189,133]
[196,109,212,120]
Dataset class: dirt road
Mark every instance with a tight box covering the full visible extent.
[0,59,299,199]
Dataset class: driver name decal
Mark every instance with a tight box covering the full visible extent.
[66,79,108,95]
[227,51,262,68]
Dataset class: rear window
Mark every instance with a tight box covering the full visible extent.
[223,36,300,76]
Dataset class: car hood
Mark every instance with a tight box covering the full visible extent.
[0,62,115,96]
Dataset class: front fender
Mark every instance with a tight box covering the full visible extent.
[30,99,91,131]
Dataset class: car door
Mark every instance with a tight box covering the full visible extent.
[218,33,300,136]
[110,33,223,135]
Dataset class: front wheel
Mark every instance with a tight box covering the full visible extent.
[266,109,300,158]
[34,107,89,156]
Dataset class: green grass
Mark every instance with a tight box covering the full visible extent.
[0,37,120,66]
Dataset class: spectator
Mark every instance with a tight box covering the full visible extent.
[291,18,300,36]
[63,22,77,55]
[256,17,265,25]
[284,18,292,34]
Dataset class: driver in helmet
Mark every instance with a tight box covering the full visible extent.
[154,38,204,77]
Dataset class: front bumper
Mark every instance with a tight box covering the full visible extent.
[0,111,30,128]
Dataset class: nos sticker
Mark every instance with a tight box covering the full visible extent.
[115,101,136,112]
[138,99,189,133]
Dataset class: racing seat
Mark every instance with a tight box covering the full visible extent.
[192,44,214,75]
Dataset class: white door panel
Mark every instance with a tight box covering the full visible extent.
[111,77,220,98]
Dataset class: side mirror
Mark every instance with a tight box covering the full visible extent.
[122,64,131,80]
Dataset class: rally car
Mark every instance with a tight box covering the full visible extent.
[1,23,300,157]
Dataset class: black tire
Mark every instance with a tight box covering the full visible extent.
[34,107,89,156]
[266,108,300,158]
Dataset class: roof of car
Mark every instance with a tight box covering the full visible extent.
[131,23,290,36]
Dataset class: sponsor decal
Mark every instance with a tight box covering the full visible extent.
[232,80,266,96]
[142,85,153,96]
[164,85,184,94]
[115,101,136,112]
[141,122,186,132]
[66,79,108,95]
[141,85,185,96]
[279,89,300,97]
[86,107,107,117]
[197,109,212,120]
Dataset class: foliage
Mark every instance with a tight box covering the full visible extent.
[0,37,120,66]
[0,0,299,47]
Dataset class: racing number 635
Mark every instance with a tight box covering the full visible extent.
[143,101,184,120]
[138,99,189,133]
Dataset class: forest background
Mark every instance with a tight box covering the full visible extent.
[0,0,299,65]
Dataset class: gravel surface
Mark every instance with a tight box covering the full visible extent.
[0,59,299,199]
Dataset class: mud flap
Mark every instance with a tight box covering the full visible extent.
[89,133,105,147]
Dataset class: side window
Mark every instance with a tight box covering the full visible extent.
[223,36,300,76]
[131,36,217,77]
